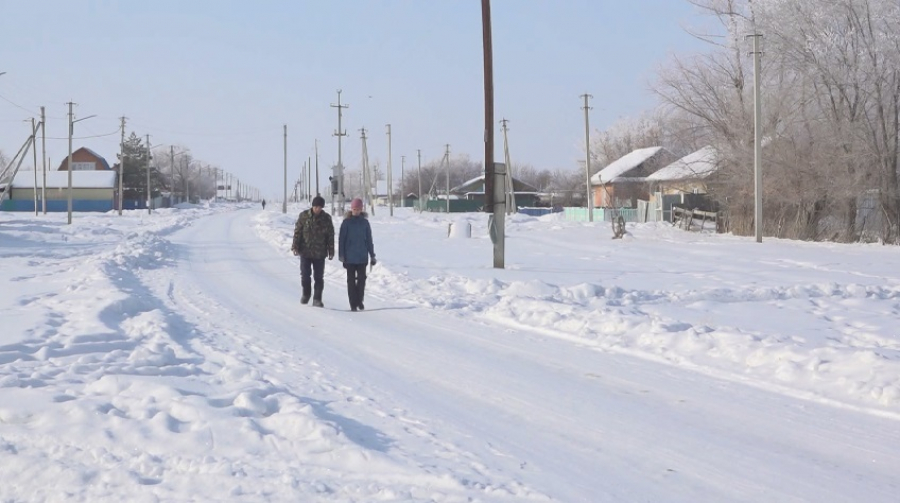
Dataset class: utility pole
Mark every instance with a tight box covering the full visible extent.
[61,106,101,220]
[360,127,373,214]
[66,102,74,224]
[300,161,306,203]
[169,146,175,204]
[30,118,38,216]
[750,33,764,243]
[146,134,153,214]
[417,149,423,211]
[482,0,503,268]
[500,118,516,214]
[283,124,288,214]
[481,0,495,216]
[386,124,393,216]
[331,90,348,213]
[444,144,451,213]
[40,106,47,214]
[118,116,126,215]
[581,93,594,222]
[183,157,190,203]
[400,155,406,208]
[314,140,320,196]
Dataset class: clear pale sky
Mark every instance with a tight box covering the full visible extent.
[1,0,711,199]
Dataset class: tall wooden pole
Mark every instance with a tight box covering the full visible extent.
[31,118,38,215]
[118,116,126,215]
[66,102,74,224]
[146,134,152,214]
[582,94,593,221]
[481,0,494,215]
[386,124,393,216]
[40,106,47,214]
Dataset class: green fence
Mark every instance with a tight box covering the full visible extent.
[420,199,483,213]
[563,207,642,223]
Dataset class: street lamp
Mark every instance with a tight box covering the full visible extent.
[66,103,96,225]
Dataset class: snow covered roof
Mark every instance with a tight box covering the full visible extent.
[454,175,483,191]
[647,146,718,182]
[11,170,116,189]
[590,146,664,184]
[451,174,538,193]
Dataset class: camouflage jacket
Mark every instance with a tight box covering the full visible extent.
[291,209,335,259]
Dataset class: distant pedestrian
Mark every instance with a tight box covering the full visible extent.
[291,196,334,307]
[339,198,376,311]
[261,199,266,209]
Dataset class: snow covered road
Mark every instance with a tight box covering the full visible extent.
[3,204,900,502]
[142,208,900,502]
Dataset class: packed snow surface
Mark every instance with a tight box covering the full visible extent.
[1,203,899,502]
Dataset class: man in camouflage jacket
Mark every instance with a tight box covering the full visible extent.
[291,196,335,306]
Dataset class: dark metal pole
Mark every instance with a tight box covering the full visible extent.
[482,0,504,268]
[481,0,494,214]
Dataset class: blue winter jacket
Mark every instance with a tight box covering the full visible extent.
[338,212,375,265]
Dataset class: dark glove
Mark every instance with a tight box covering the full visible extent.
[370,257,377,267]
[328,252,334,260]
[291,249,299,256]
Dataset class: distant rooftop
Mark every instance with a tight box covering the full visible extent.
[648,146,718,182]
[591,146,664,184]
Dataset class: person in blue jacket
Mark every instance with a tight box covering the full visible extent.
[338,198,376,311]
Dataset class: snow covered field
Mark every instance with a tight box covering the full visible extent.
[1,202,899,502]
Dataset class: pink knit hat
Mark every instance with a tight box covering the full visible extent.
[350,198,363,210]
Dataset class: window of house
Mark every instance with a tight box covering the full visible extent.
[71,162,96,171]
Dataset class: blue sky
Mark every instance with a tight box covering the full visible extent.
[1,0,712,199]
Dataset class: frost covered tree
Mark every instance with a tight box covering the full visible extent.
[652,0,900,242]
[754,0,900,241]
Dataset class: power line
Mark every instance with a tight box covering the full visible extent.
[44,129,121,140]
[128,120,280,138]
[0,93,40,115]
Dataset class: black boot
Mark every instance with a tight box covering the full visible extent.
[357,283,365,311]
[347,277,358,310]
[312,283,324,308]
[301,279,311,305]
